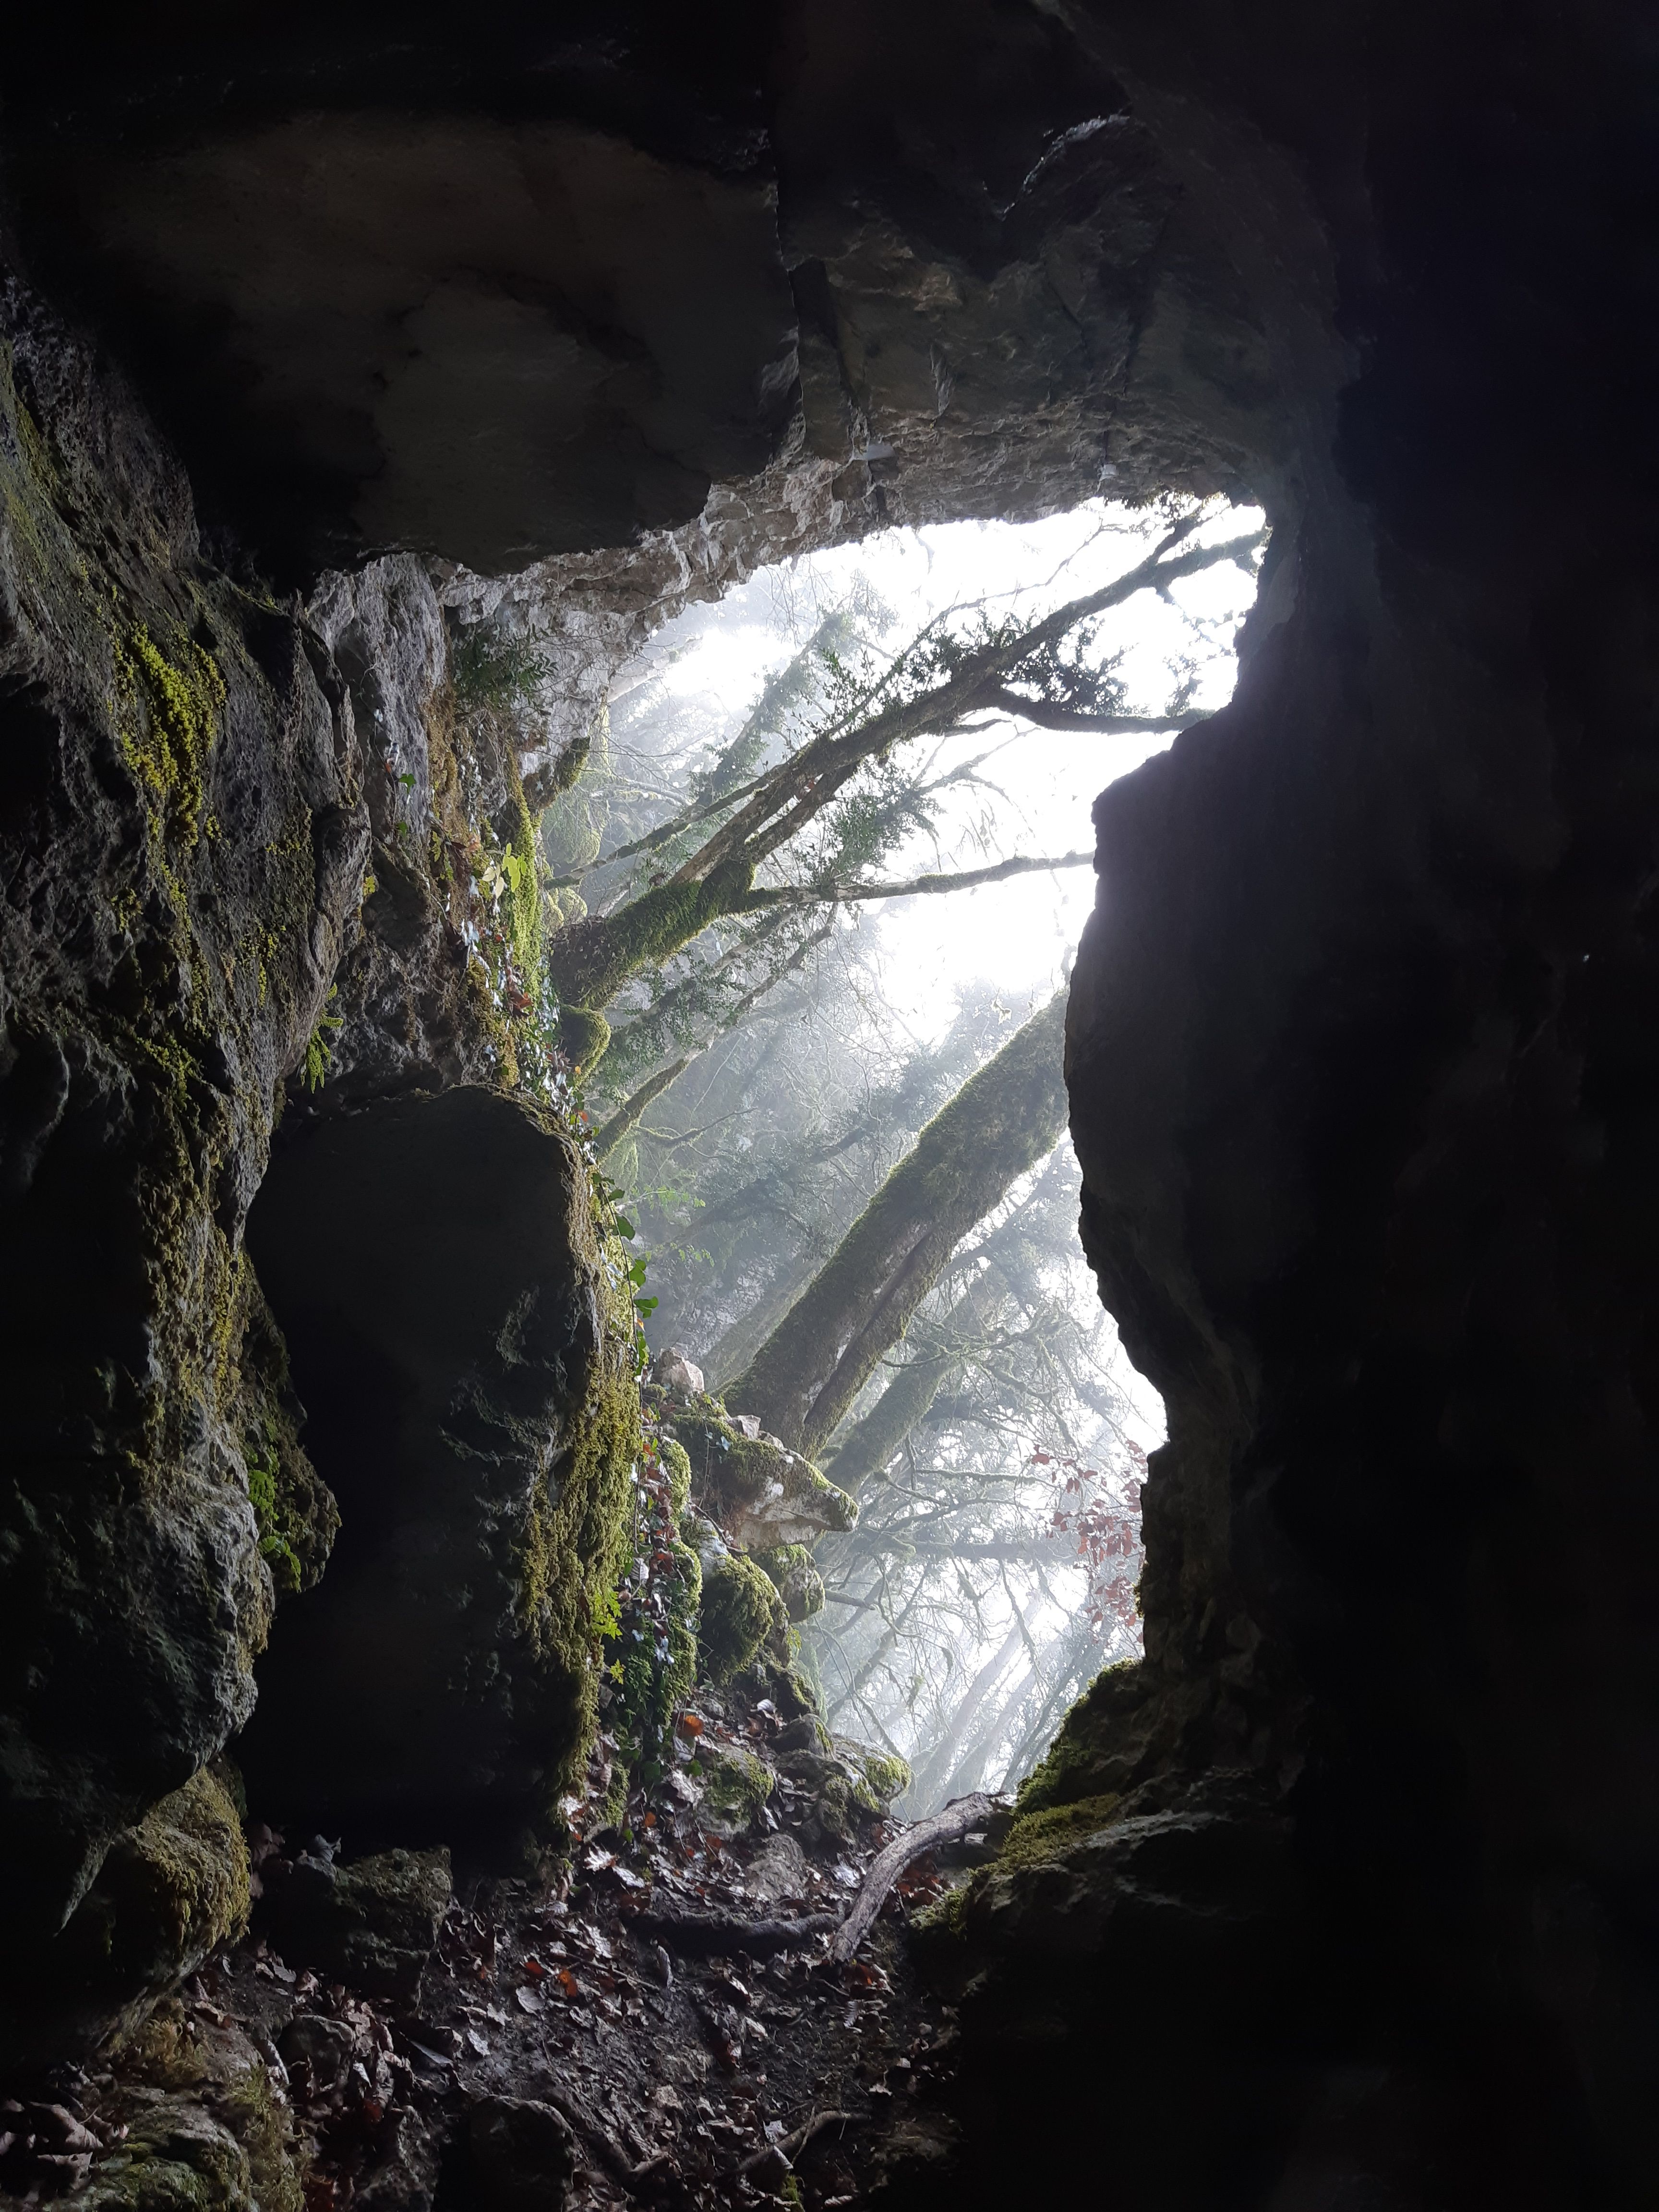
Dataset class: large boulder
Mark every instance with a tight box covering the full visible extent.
[239,1087,637,1845]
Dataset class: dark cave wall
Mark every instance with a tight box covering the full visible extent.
[938,2,1659,2205]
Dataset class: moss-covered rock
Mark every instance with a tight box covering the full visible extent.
[659,1436,693,1519]
[557,1003,611,1071]
[83,2102,254,2212]
[229,1265,337,1601]
[0,282,370,2050]
[263,1846,451,2000]
[698,1550,786,1683]
[998,1792,1124,1870]
[38,1766,252,2059]
[775,1735,910,1842]
[753,1542,826,1623]
[651,1390,857,1550]
[694,1743,775,1838]
[1013,1659,1151,1815]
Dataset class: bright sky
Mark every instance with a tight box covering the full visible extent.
[627,498,1263,1043]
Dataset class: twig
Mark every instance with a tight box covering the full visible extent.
[829,1792,1002,1962]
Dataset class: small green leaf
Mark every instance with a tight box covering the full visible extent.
[614,1215,636,1240]
[634,1296,659,1317]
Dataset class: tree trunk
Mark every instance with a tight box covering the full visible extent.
[822,1349,955,1491]
[728,991,1069,1455]
[822,1274,1007,1490]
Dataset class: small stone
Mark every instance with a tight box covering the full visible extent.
[744,1833,810,1903]
[650,1347,706,1399]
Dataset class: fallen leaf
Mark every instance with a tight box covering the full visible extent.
[466,2028,490,2056]
[515,1987,544,2015]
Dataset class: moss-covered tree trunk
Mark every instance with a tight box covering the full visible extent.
[822,1274,1006,1490]
[728,991,1069,1455]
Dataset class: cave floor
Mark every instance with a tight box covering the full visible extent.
[1,1721,960,2212]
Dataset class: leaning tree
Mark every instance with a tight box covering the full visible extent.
[543,513,1258,1065]
[727,989,1070,1456]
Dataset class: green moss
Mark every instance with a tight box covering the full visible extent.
[698,1551,786,1682]
[697,1743,774,1831]
[232,1263,338,1600]
[115,623,226,849]
[504,790,545,989]
[545,854,756,1016]
[518,1259,642,1815]
[298,986,343,1093]
[998,1791,1123,1870]
[665,1402,858,1536]
[220,2065,303,2212]
[911,1881,972,1945]
[753,1542,827,1622]
[660,1436,693,1519]
[87,1768,252,1998]
[1015,1658,1143,1815]
[856,1748,912,1806]
[86,2104,253,2212]
[558,1003,611,1071]
[610,1536,702,1777]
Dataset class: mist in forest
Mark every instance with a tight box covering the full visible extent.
[543,498,1262,1810]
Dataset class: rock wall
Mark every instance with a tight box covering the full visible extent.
[0,276,366,2038]
[923,2,1659,2206]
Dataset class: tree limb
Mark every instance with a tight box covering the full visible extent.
[979,690,1208,733]
[740,852,1091,912]
[829,1792,1002,1961]
[630,1907,841,1957]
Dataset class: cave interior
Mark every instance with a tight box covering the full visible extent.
[1,3,1658,2207]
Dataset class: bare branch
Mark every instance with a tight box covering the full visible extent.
[740,851,1091,912]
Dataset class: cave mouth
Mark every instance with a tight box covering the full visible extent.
[239,1084,609,1858]
[561,494,1266,1809]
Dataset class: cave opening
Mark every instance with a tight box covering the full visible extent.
[237,494,1266,1861]
[7,7,1645,2201]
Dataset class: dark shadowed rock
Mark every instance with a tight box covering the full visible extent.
[240,1088,637,1844]
[265,1848,451,2001]
[467,2095,575,2212]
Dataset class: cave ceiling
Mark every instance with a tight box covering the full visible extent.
[2,2,1283,581]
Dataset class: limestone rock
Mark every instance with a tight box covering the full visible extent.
[467,2095,575,2212]
[82,2101,254,2212]
[743,1832,810,1904]
[27,1767,252,2063]
[651,1388,856,1551]
[687,1743,775,1840]
[239,1088,637,1839]
[0,275,370,2032]
[649,1347,705,1401]
[263,1847,451,2001]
